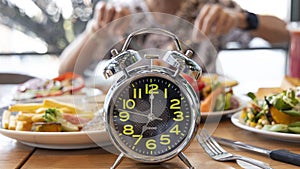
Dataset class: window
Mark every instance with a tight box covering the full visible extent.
[0,0,99,78]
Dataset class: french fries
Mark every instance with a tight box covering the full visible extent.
[8,99,82,115]
[43,99,83,114]
[2,111,46,131]
[16,112,34,122]
[8,116,16,130]
[31,114,45,122]
[2,99,88,132]
[2,110,10,129]
[9,103,44,113]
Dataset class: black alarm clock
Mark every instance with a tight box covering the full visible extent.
[103,28,202,169]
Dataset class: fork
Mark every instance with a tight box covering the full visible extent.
[197,129,272,169]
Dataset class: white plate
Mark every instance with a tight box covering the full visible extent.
[231,111,300,143]
[0,128,110,149]
[0,106,110,149]
[201,96,246,117]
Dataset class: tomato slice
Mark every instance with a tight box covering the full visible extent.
[182,74,205,93]
[53,72,79,81]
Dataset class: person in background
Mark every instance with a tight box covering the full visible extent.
[58,0,289,76]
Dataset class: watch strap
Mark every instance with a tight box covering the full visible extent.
[244,11,259,30]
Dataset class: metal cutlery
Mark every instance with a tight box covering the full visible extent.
[214,136,300,166]
[197,129,272,169]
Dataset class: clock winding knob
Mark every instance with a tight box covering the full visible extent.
[185,50,193,58]
[111,49,119,57]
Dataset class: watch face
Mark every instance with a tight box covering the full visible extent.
[108,75,193,158]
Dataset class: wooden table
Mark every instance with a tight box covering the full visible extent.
[1,118,300,169]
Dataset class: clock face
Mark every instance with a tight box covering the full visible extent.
[108,75,193,157]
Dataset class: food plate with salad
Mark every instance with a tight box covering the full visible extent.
[231,88,300,142]
[13,72,87,101]
[184,73,243,117]
[0,98,110,149]
[231,112,300,142]
[202,95,245,117]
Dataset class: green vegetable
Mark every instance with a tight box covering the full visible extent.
[269,89,300,111]
[246,92,256,101]
[282,109,300,117]
[214,94,225,111]
[272,97,293,110]
[254,111,265,121]
[288,121,300,127]
[211,81,221,91]
[224,93,232,110]
[288,127,300,134]
[43,108,79,132]
[262,124,289,132]
[286,89,299,105]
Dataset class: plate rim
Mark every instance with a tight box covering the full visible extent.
[18,141,100,149]
[231,111,300,141]
[0,127,106,136]
[0,127,110,149]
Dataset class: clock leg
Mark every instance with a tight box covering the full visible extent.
[110,153,124,169]
[178,152,194,169]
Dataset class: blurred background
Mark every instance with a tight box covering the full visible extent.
[0,0,299,93]
[0,0,102,79]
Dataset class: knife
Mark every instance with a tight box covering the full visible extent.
[214,137,300,166]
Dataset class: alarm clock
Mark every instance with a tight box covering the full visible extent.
[103,28,202,169]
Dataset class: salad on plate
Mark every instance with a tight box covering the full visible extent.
[13,72,85,101]
[183,73,241,114]
[240,87,300,134]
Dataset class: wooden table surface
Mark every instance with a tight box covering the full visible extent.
[1,117,300,169]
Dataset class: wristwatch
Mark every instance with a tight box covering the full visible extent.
[245,11,259,30]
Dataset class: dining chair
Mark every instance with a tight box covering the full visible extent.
[0,73,34,84]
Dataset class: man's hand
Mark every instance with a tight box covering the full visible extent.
[87,2,131,33]
[194,4,243,37]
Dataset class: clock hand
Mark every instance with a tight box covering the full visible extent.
[118,109,162,121]
[141,87,164,135]
[140,113,163,136]
[118,109,148,118]
[149,91,164,121]
[150,91,154,116]
[140,109,153,135]
[140,119,151,136]
[141,116,160,135]
[151,115,163,121]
